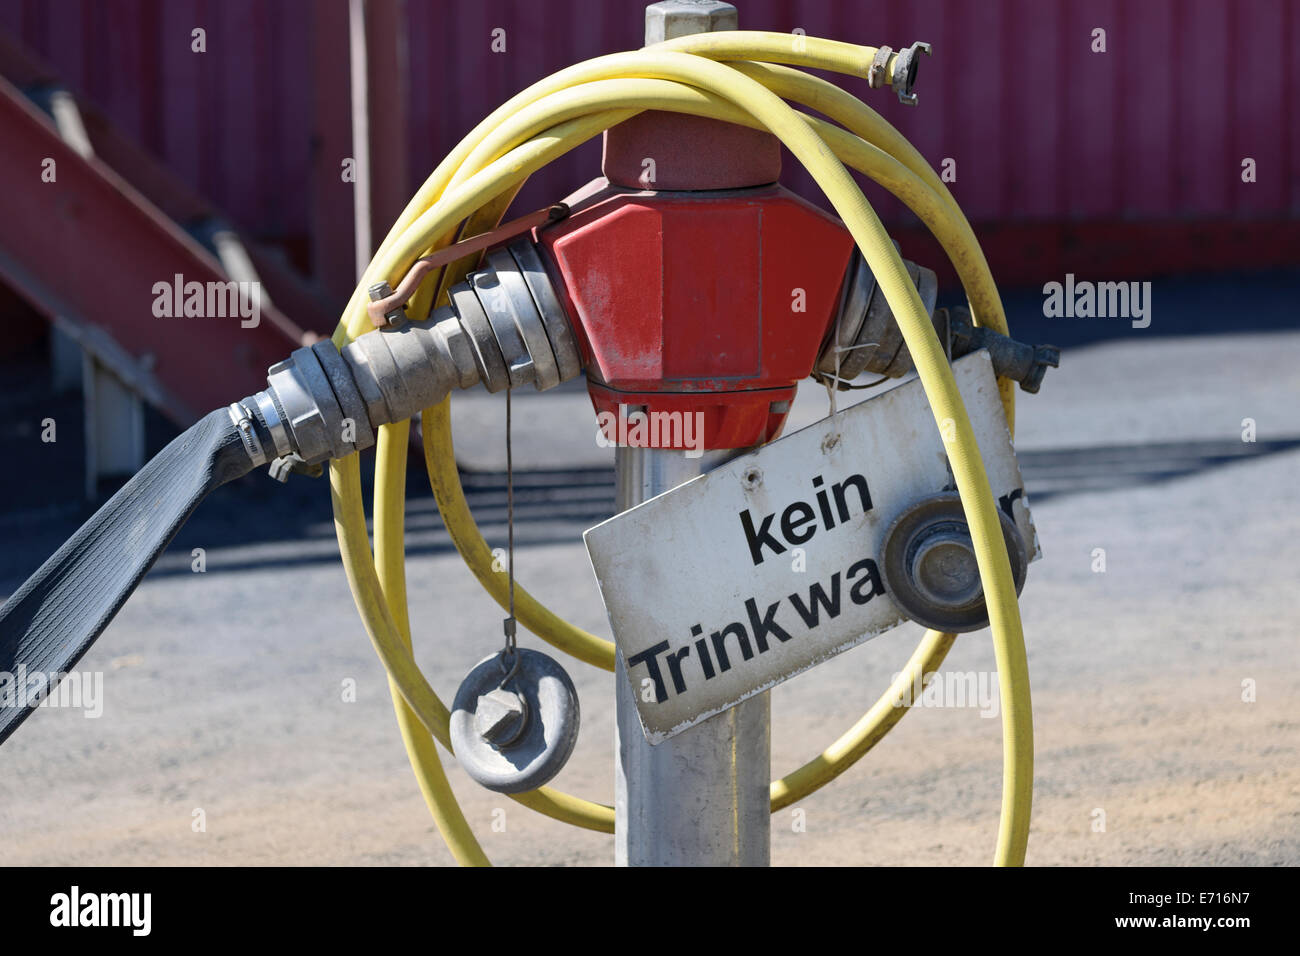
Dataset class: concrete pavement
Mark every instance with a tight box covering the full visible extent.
[1,275,1297,866]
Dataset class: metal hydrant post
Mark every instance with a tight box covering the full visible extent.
[613,0,770,868]
[538,0,857,865]
[614,447,771,865]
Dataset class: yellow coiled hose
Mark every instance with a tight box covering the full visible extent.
[327,36,1033,867]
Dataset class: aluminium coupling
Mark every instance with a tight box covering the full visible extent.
[814,246,939,387]
[815,248,1059,395]
[242,238,581,472]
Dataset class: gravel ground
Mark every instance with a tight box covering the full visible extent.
[1,289,1297,866]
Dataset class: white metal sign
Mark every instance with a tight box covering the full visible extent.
[584,352,1038,744]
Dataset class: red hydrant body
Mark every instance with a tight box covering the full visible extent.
[537,112,856,450]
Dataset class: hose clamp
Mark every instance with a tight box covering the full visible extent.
[227,401,268,467]
[252,390,292,459]
[868,46,893,89]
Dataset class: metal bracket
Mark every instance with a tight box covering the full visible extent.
[267,453,323,483]
[366,203,570,328]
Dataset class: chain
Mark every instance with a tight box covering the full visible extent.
[500,383,519,680]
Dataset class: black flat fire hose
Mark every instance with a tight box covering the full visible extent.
[0,408,257,744]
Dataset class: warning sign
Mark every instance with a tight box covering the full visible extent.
[584,352,1037,744]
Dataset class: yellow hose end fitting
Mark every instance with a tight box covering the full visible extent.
[870,41,931,106]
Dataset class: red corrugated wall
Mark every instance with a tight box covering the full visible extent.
[2,0,1296,296]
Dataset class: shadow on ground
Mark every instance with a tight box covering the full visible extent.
[2,268,1296,588]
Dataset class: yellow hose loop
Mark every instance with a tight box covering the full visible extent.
[334,38,892,344]
[358,58,1013,425]
[361,59,1008,434]
[373,422,491,866]
[330,43,1031,864]
[330,452,616,835]
[429,73,1014,429]
[460,60,1013,423]
[334,34,907,343]
[425,376,959,809]
[652,51,1023,864]
[771,629,957,810]
[428,52,1030,861]
[691,55,1033,863]
[413,89,1001,680]
[725,60,1017,428]
[656,30,891,79]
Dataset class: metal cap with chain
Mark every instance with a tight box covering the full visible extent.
[449,384,581,793]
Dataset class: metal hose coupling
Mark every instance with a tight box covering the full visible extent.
[814,248,1059,394]
[237,238,581,480]
[867,40,931,106]
[814,245,938,387]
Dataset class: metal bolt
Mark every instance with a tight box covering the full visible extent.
[909,528,982,610]
[368,281,406,329]
[266,453,323,483]
[645,0,737,45]
[474,687,530,748]
[267,457,294,484]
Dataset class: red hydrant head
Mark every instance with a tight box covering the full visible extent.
[536,113,855,452]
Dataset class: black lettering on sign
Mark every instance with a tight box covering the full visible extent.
[689,624,716,680]
[626,554,890,703]
[621,556,889,707]
[739,509,786,564]
[711,621,753,673]
[847,558,886,604]
[627,641,670,702]
[832,474,872,521]
[789,573,842,627]
[664,644,692,695]
[694,636,716,679]
[781,500,817,544]
[745,598,793,652]
[738,473,875,566]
